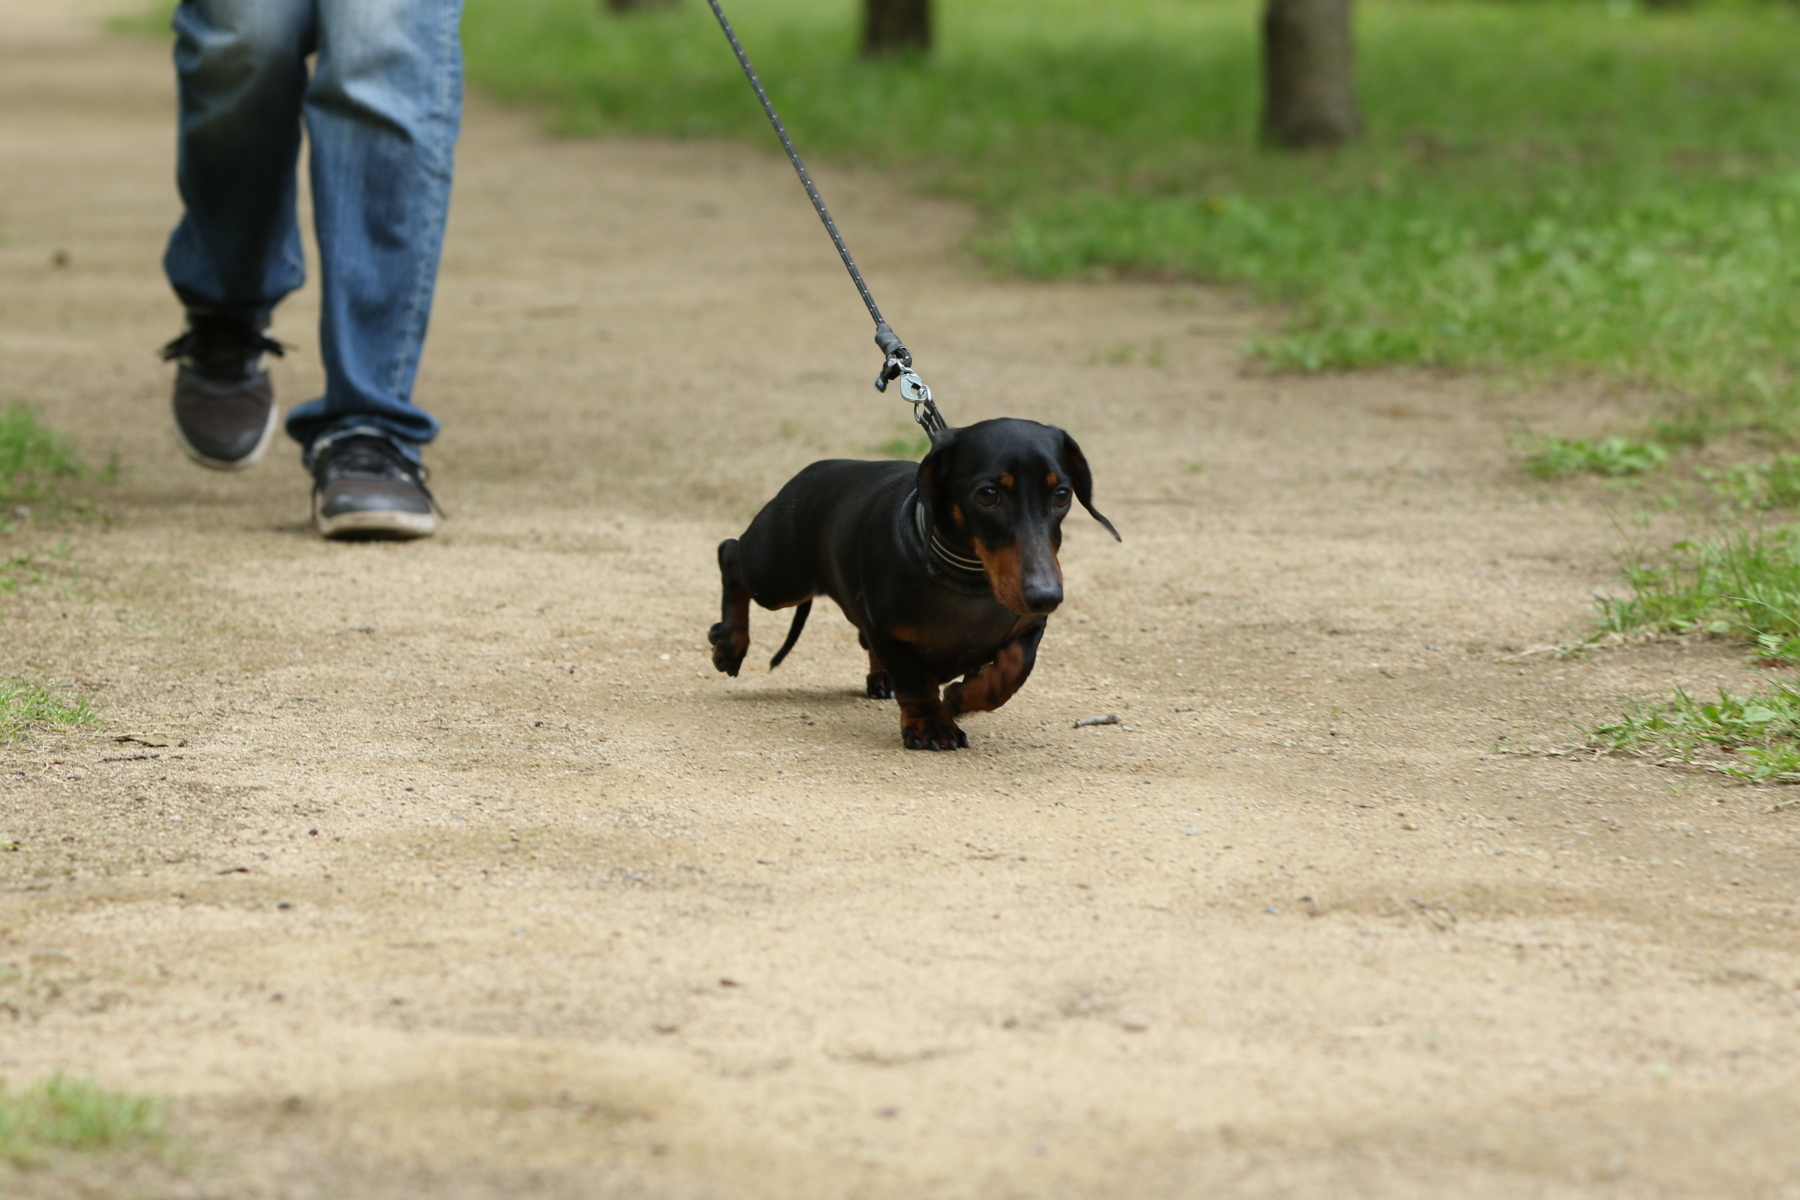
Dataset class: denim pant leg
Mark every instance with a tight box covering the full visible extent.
[284,0,465,459]
[163,0,314,330]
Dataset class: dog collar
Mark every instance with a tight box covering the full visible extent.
[914,500,991,593]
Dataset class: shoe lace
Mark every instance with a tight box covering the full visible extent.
[160,316,287,378]
[312,435,444,517]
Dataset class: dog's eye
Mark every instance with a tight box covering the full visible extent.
[1052,487,1072,508]
[975,486,1001,507]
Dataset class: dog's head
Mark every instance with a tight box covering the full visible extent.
[916,418,1120,616]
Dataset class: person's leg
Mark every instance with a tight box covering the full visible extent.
[284,0,464,462]
[163,0,314,331]
[161,0,314,470]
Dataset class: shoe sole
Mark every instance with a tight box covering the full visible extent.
[316,508,439,540]
[174,401,280,472]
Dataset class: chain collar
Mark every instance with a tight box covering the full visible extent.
[914,499,990,593]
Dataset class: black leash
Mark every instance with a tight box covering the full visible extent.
[704,0,948,436]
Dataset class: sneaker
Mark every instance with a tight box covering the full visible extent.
[161,315,284,471]
[309,433,440,540]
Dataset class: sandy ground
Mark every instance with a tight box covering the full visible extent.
[4,4,1800,1197]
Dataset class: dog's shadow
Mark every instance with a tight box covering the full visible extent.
[717,683,963,752]
[718,684,877,711]
[716,683,1004,754]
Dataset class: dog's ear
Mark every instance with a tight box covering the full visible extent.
[915,427,959,534]
[1059,431,1121,542]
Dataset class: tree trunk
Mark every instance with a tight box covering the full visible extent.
[1260,0,1362,149]
[863,0,931,57]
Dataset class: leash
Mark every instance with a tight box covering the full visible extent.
[704,0,948,436]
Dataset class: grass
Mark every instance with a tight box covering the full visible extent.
[1583,453,1800,779]
[0,678,97,743]
[104,0,173,35]
[0,551,40,594]
[1705,452,1800,509]
[1596,523,1800,659]
[462,0,1800,441]
[0,403,90,511]
[0,402,108,530]
[1525,435,1669,480]
[875,431,931,459]
[1590,682,1800,782]
[0,1074,169,1169]
[0,538,77,594]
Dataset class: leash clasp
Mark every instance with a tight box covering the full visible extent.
[872,322,946,434]
[896,368,948,435]
[898,368,929,404]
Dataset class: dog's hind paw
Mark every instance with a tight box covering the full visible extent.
[866,670,894,699]
[708,621,747,677]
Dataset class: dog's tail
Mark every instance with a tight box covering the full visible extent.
[769,600,812,669]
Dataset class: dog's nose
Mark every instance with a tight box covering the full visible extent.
[1022,581,1063,614]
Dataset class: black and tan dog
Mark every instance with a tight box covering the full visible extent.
[708,417,1118,750]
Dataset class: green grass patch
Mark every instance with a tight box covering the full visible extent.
[1706,452,1800,509]
[1525,435,1669,479]
[874,432,931,459]
[0,540,74,594]
[0,404,88,507]
[0,403,108,527]
[1589,491,1800,779]
[464,0,1800,438]
[0,551,38,594]
[1590,682,1800,783]
[0,678,97,744]
[0,1074,168,1169]
[1596,524,1800,662]
[104,0,174,35]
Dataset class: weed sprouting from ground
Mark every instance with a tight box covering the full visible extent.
[0,1074,168,1169]
[1525,436,1669,480]
[462,0,1800,440]
[0,551,38,594]
[1707,453,1800,509]
[0,540,74,594]
[1590,683,1800,783]
[1590,522,1800,776]
[105,4,173,36]
[0,679,96,743]
[875,433,930,459]
[0,404,88,510]
[1588,497,1800,777]
[1596,524,1800,661]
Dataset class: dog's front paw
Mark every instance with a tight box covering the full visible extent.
[899,700,967,751]
[866,670,894,699]
[903,715,967,750]
[708,620,748,677]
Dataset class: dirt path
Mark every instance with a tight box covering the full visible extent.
[4,5,1800,1197]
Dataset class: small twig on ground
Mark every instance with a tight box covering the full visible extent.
[1494,645,1563,661]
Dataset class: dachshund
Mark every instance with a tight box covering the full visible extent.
[708,417,1118,750]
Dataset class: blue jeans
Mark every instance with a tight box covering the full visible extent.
[163,0,464,460]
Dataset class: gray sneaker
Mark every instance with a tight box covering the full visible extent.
[309,433,440,540]
[161,316,284,471]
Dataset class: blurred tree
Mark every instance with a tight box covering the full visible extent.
[605,0,677,11]
[1261,0,1362,148]
[864,0,930,56]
